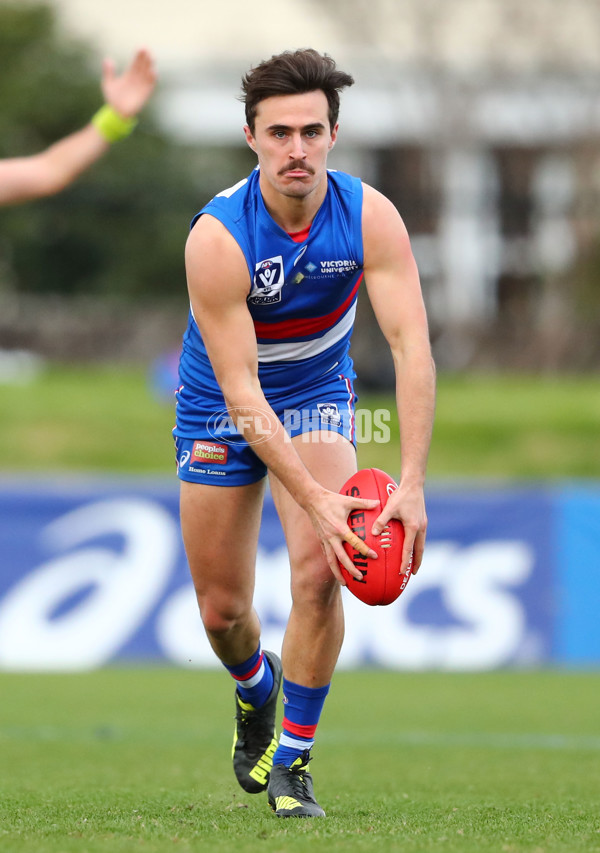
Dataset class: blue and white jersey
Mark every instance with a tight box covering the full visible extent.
[175,168,364,436]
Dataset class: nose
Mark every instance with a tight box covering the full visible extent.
[289,132,306,160]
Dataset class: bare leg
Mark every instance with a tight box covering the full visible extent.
[268,432,358,687]
[180,478,266,666]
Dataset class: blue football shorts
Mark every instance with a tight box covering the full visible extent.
[174,368,357,486]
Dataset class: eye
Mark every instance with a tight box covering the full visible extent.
[305,129,319,139]
[273,130,287,139]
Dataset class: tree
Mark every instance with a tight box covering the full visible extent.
[0,1,223,301]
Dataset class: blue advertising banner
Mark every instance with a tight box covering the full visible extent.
[0,478,597,671]
[555,486,600,665]
[345,488,556,671]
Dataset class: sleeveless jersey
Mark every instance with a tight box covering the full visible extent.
[175,168,364,435]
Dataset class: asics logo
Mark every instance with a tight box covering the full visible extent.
[293,245,308,267]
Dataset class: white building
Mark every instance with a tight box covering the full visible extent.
[47,0,600,367]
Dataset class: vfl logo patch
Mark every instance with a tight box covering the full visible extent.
[249,256,284,305]
[317,402,341,426]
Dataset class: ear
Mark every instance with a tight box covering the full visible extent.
[244,125,257,152]
[329,123,339,149]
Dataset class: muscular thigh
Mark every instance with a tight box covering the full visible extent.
[269,432,358,587]
[180,479,265,605]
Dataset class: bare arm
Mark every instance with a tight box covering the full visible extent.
[362,183,436,574]
[0,126,109,205]
[0,48,156,206]
[185,214,379,582]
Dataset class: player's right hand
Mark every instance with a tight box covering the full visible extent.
[304,487,380,585]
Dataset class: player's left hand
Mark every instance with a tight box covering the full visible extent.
[101,48,157,119]
[371,482,427,576]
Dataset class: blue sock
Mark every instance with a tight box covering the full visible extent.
[224,646,274,709]
[272,678,330,768]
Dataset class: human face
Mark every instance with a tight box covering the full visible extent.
[244,90,338,205]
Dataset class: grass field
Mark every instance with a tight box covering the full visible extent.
[0,363,599,479]
[1,669,599,852]
[2,366,599,851]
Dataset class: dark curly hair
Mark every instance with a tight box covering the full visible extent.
[241,48,355,134]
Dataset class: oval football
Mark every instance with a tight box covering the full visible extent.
[339,468,408,606]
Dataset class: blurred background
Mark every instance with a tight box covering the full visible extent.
[0,0,599,672]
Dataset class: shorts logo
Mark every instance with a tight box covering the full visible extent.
[190,440,228,465]
[317,402,341,426]
[249,256,284,305]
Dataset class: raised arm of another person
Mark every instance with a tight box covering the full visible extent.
[0,48,156,206]
[362,183,436,576]
[185,212,380,583]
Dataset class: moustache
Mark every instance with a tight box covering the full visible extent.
[279,161,314,175]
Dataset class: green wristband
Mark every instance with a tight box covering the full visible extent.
[91,104,138,143]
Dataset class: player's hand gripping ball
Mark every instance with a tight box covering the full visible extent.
[339,468,408,606]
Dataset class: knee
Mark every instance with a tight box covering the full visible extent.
[290,550,340,611]
[197,594,249,639]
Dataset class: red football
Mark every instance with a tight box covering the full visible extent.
[338,468,408,606]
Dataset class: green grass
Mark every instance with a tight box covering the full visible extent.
[0,364,176,475]
[0,669,599,852]
[429,373,600,480]
[1,363,599,479]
